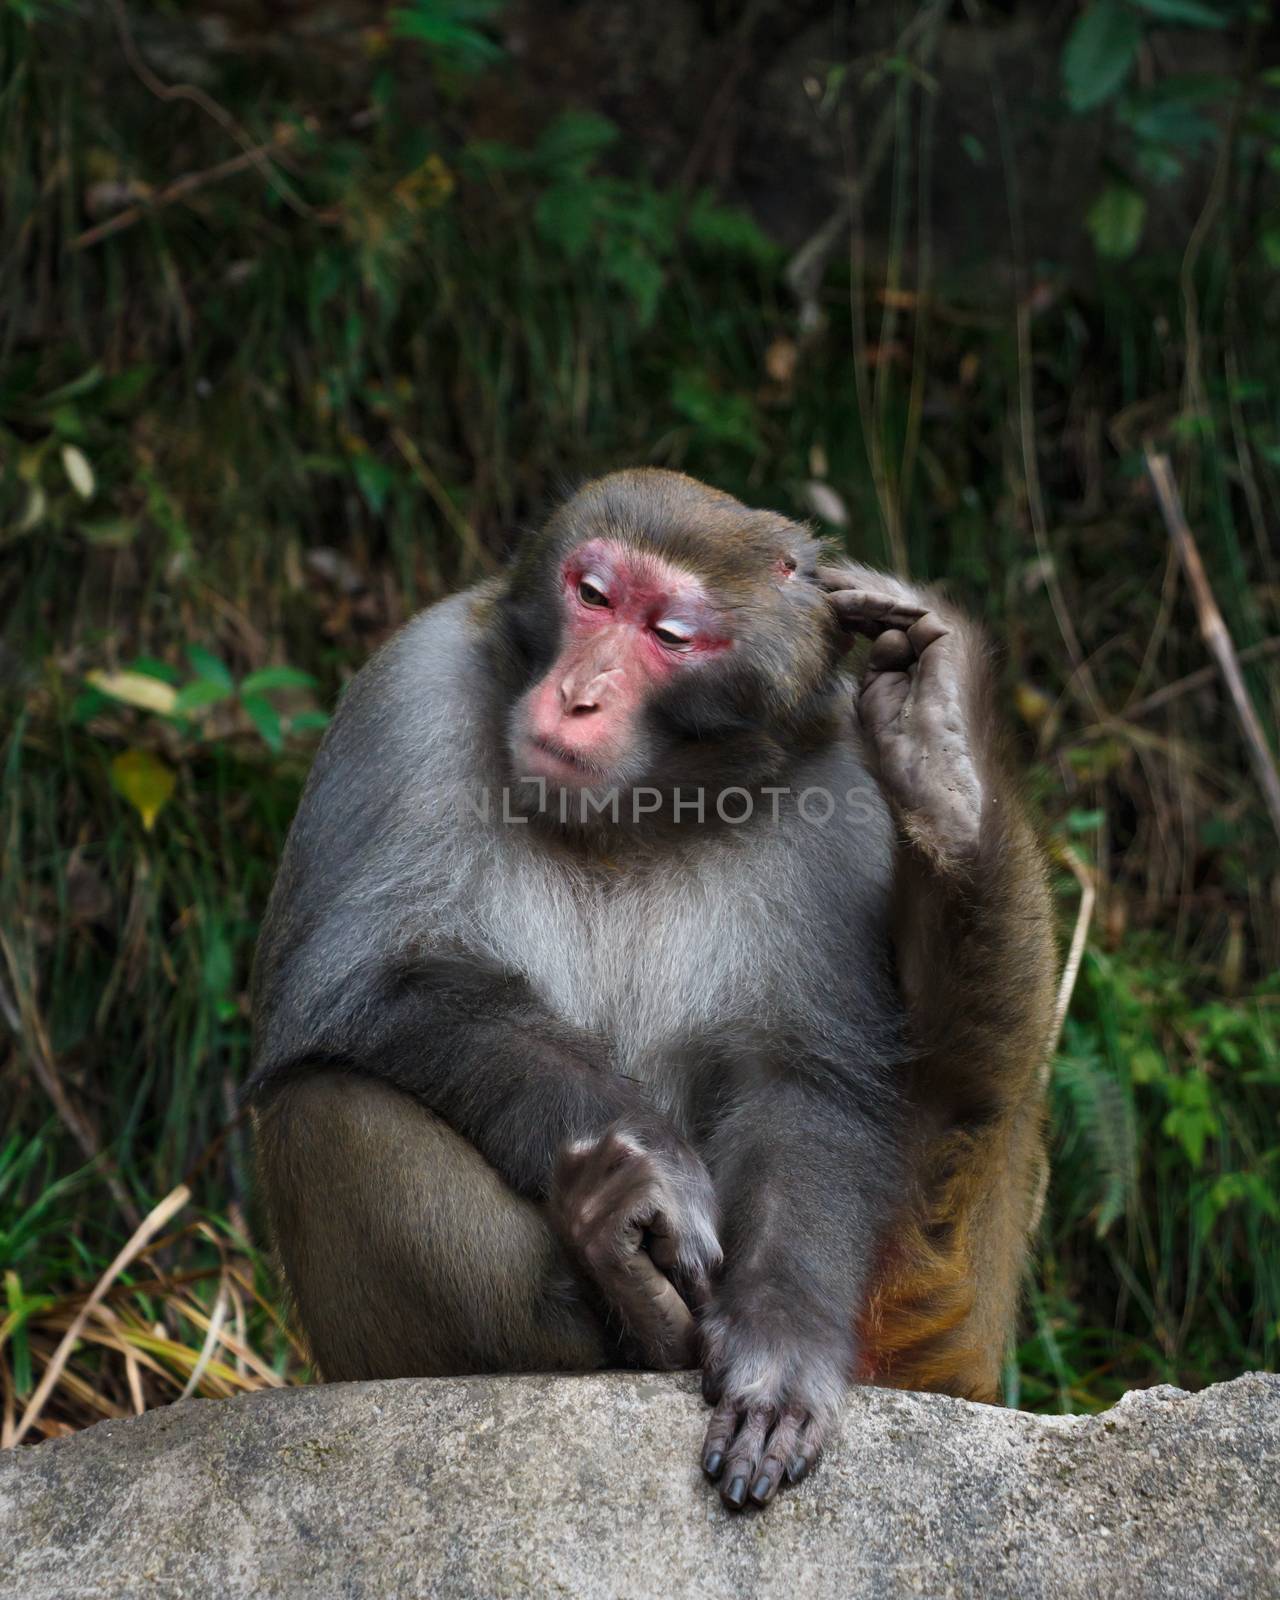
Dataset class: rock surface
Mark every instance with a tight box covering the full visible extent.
[2,1371,1278,1599]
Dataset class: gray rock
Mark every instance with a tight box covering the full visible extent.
[2,1371,1277,1599]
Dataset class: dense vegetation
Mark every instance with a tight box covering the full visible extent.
[2,0,1277,1440]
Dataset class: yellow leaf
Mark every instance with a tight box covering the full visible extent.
[61,444,95,500]
[1015,682,1053,728]
[18,485,46,532]
[87,669,178,715]
[110,750,176,831]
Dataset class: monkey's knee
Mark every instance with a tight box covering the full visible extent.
[253,1072,608,1382]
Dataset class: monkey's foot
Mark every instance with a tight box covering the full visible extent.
[820,572,985,865]
[697,1314,846,1510]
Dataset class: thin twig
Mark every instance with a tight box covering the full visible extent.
[0,932,141,1229]
[1115,636,1280,722]
[1046,841,1097,1078]
[104,0,310,219]
[72,135,296,251]
[1144,447,1280,845]
[391,429,496,575]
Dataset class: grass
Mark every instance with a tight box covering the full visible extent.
[1,0,1278,1434]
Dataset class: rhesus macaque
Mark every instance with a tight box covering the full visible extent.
[250,470,1055,1511]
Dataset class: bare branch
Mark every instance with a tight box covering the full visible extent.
[1145,446,1280,846]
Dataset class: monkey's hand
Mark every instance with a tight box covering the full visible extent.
[549,1121,722,1370]
[698,1296,849,1510]
[819,570,985,867]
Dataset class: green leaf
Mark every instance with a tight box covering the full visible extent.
[70,689,109,725]
[78,518,138,548]
[240,666,318,694]
[352,454,395,516]
[1134,144,1185,185]
[38,367,103,407]
[1261,226,1280,270]
[110,749,176,830]
[389,0,504,69]
[1122,95,1217,151]
[202,924,235,1007]
[535,182,597,259]
[685,192,775,262]
[186,645,234,691]
[1130,1047,1165,1085]
[961,133,987,166]
[670,370,761,452]
[288,709,332,735]
[129,656,182,686]
[172,679,234,716]
[533,110,618,176]
[1129,0,1228,24]
[1161,1073,1221,1169]
[1086,182,1147,259]
[1062,2,1141,112]
[603,245,665,327]
[242,693,284,752]
[1066,807,1106,833]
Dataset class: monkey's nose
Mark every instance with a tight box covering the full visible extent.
[558,669,615,716]
[558,675,602,716]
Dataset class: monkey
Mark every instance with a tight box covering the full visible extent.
[249,468,1055,1512]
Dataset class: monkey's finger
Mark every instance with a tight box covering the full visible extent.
[749,1407,806,1506]
[646,1212,716,1305]
[571,1157,668,1260]
[784,1415,824,1484]
[557,1125,645,1193]
[867,628,916,673]
[857,668,912,739]
[673,1262,713,1315]
[701,1360,725,1405]
[816,566,922,608]
[820,582,927,639]
[906,612,950,655]
[610,1251,696,1369]
[701,1395,743,1478]
[717,1405,771,1510]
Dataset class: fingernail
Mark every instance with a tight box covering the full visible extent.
[750,1474,772,1503]
[725,1476,748,1509]
[787,1454,808,1483]
[703,1450,723,1478]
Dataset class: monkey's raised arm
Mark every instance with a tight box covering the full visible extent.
[821,565,1056,1122]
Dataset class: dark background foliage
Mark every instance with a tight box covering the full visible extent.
[1,0,1277,1438]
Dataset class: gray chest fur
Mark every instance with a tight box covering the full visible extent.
[274,590,897,1090]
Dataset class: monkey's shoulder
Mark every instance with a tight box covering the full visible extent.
[310,587,498,789]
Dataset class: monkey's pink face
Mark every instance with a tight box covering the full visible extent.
[511,539,731,789]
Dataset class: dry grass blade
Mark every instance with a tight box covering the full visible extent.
[11,1183,191,1446]
[177,1279,229,1401]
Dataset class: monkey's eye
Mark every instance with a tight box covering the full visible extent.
[652,619,694,651]
[577,575,610,608]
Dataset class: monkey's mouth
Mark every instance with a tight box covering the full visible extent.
[521,735,612,785]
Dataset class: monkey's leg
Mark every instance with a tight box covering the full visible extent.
[253,1071,611,1382]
